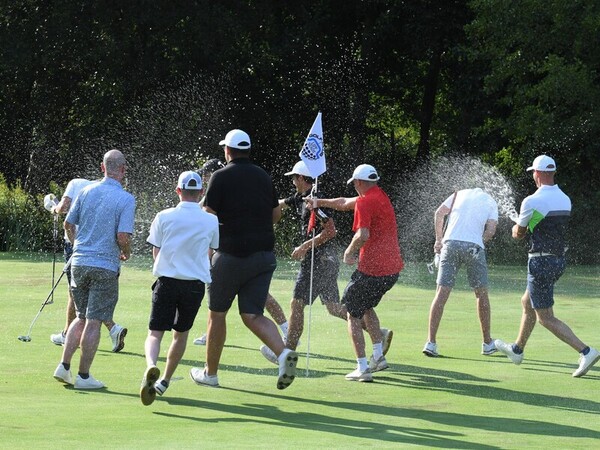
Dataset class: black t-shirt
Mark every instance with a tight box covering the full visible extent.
[205,158,278,257]
[284,190,336,259]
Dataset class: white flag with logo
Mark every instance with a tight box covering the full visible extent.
[299,112,326,178]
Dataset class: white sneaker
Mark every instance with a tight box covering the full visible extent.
[260,345,278,365]
[422,341,439,357]
[381,328,393,356]
[190,367,219,387]
[494,339,523,365]
[50,331,66,346]
[155,379,169,396]
[109,324,127,353]
[53,363,73,385]
[74,374,105,389]
[277,349,298,390]
[140,365,160,406]
[193,334,207,346]
[482,340,497,355]
[345,367,373,382]
[573,347,600,378]
[369,355,389,372]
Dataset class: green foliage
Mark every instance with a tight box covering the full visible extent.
[0,173,56,252]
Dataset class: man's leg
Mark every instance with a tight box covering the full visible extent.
[285,298,305,350]
[163,330,189,381]
[348,312,367,359]
[427,285,452,343]
[515,290,537,350]
[61,317,85,365]
[78,319,102,374]
[242,313,285,356]
[144,330,164,367]
[474,287,492,344]
[205,310,227,376]
[64,289,77,333]
[535,307,586,352]
[265,294,287,326]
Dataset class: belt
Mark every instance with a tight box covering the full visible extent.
[528,252,556,258]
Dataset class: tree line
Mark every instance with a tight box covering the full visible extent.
[1,1,598,263]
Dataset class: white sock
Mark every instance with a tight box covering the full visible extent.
[372,343,383,360]
[279,321,289,337]
[357,357,368,372]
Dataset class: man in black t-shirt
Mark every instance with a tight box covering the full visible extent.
[189,129,298,390]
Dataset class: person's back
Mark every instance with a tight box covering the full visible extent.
[444,188,498,248]
[205,159,276,256]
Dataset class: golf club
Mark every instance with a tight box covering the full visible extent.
[49,213,59,304]
[18,256,72,343]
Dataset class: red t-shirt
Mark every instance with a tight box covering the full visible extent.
[353,186,403,276]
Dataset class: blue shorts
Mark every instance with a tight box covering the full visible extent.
[70,265,119,322]
[293,254,340,305]
[149,277,205,332]
[527,255,566,309]
[437,240,488,289]
[342,270,398,319]
[208,251,276,315]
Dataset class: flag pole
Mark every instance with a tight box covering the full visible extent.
[305,177,318,376]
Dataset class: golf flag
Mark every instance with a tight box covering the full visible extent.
[299,112,326,178]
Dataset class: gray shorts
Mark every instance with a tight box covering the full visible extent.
[70,265,119,321]
[437,240,488,289]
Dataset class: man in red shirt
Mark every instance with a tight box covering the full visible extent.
[311,164,403,381]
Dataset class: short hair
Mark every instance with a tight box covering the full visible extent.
[103,149,126,174]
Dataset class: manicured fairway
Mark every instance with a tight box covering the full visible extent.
[2,253,599,449]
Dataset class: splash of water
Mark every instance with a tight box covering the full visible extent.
[392,154,520,263]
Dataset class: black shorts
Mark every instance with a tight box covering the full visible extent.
[342,270,398,319]
[149,277,205,332]
[293,255,340,305]
[208,250,276,314]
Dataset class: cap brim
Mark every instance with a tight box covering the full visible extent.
[219,139,226,146]
[526,166,534,171]
[347,177,354,184]
[284,171,295,176]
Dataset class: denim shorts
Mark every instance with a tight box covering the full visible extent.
[437,240,488,289]
[527,255,566,309]
[70,265,119,321]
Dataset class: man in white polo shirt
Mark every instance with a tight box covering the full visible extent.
[140,171,219,405]
[423,188,498,358]
[495,155,599,377]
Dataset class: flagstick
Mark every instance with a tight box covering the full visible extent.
[305,177,318,376]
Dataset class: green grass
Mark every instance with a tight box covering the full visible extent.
[2,253,599,449]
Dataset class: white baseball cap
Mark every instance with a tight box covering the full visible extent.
[526,155,557,172]
[219,129,251,150]
[284,161,312,177]
[347,164,380,184]
[177,171,203,190]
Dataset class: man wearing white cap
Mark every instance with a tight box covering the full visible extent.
[139,171,219,405]
[495,155,599,377]
[190,129,298,390]
[310,164,403,381]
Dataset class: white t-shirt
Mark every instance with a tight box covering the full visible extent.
[442,188,498,248]
[62,178,95,240]
[147,201,219,282]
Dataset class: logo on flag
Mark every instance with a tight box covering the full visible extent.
[299,112,326,178]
